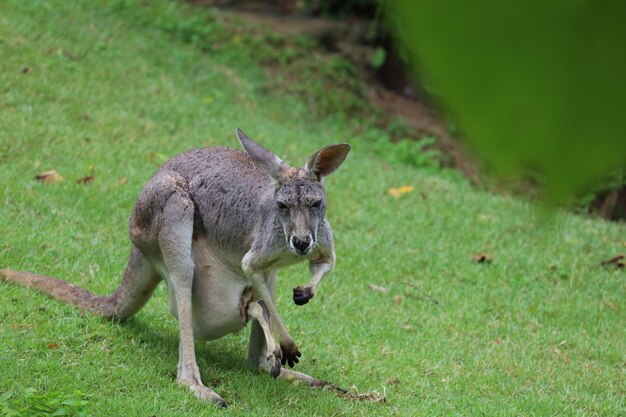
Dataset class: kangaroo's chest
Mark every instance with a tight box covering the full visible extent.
[262,252,307,269]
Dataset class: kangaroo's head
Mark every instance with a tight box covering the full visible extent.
[236,128,350,256]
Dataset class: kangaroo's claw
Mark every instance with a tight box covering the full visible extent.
[280,341,301,368]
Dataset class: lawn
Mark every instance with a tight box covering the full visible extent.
[1,1,624,416]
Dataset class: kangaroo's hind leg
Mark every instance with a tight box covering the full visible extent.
[135,171,226,406]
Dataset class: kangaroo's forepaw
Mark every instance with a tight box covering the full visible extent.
[280,341,301,367]
[293,285,314,305]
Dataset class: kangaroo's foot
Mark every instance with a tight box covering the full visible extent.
[177,368,227,407]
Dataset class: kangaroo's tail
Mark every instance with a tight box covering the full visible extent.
[0,247,162,321]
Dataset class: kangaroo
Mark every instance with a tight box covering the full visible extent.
[0,129,351,406]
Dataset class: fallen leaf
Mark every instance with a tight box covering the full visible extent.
[368,284,388,293]
[76,175,95,185]
[21,66,30,74]
[473,253,493,263]
[119,176,128,185]
[388,185,414,198]
[495,337,502,346]
[393,295,402,304]
[35,170,63,183]
[47,343,58,349]
[600,253,625,269]
[386,377,400,385]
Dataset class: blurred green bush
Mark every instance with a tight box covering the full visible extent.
[388,1,626,201]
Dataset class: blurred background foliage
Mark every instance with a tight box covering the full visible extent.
[386,1,626,203]
[114,0,626,218]
[204,0,626,218]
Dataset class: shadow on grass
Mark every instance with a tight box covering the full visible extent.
[115,315,250,380]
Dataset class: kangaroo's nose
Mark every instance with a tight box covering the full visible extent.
[291,235,312,254]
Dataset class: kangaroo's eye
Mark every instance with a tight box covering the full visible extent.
[311,200,322,209]
[277,202,288,210]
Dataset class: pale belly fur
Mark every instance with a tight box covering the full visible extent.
[163,239,250,341]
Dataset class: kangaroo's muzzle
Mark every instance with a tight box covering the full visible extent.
[290,234,313,255]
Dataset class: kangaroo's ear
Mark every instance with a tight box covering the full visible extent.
[304,144,351,180]
[237,128,288,181]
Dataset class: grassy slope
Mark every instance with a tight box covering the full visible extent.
[0,1,624,415]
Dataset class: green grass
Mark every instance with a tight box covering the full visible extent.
[1,1,624,416]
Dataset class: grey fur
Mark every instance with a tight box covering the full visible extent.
[0,129,350,406]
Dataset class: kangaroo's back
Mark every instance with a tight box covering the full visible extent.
[160,146,266,185]
[133,146,274,258]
